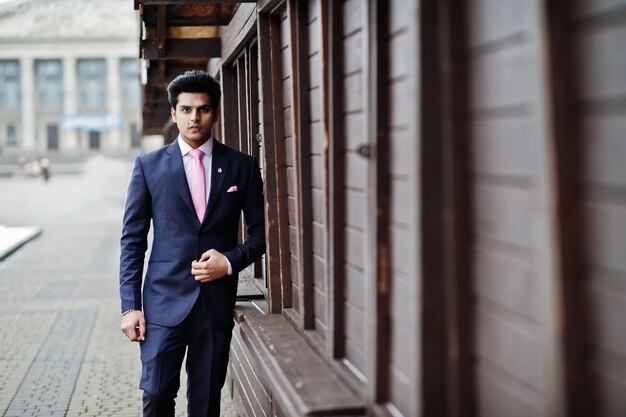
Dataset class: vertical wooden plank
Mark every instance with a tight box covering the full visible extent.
[258,12,283,313]
[236,56,250,244]
[291,0,315,330]
[269,8,294,310]
[544,2,590,415]
[464,1,569,416]
[439,1,474,417]
[367,0,391,405]
[237,57,249,154]
[419,1,448,415]
[328,0,346,360]
[319,0,335,358]
[307,0,329,344]
[381,1,422,416]
[527,2,567,415]
[248,45,261,160]
[221,65,239,148]
[248,43,265,281]
[549,0,626,415]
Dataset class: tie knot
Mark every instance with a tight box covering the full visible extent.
[188,148,204,161]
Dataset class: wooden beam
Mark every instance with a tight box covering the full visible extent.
[221,3,258,64]
[146,26,219,40]
[157,5,167,58]
[258,0,283,14]
[141,0,255,4]
[147,62,208,85]
[142,38,221,59]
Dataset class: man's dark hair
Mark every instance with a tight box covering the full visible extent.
[167,70,221,109]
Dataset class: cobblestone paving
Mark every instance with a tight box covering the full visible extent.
[0,156,239,417]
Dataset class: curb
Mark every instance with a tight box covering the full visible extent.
[0,226,42,262]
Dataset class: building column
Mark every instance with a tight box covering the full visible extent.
[63,57,80,151]
[20,57,36,151]
[107,56,122,152]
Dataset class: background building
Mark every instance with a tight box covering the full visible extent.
[0,0,140,156]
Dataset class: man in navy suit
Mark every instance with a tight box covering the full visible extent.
[119,70,265,417]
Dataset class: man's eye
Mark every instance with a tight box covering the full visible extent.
[200,108,211,113]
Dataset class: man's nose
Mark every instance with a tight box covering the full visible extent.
[190,110,198,121]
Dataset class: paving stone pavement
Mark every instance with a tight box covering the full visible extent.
[0,155,239,417]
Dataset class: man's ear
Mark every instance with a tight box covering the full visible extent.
[170,107,176,122]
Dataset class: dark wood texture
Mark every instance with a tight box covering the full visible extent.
[366,0,391,406]
[141,0,255,4]
[291,0,315,331]
[234,304,365,417]
[221,4,258,64]
[561,1,626,415]
[258,0,285,14]
[278,4,303,323]
[230,324,272,417]
[141,38,221,59]
[419,1,449,415]
[258,12,283,313]
[221,65,239,149]
[327,0,346,362]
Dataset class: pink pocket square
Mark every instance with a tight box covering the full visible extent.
[227,185,238,193]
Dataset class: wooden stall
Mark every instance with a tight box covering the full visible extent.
[134,0,626,416]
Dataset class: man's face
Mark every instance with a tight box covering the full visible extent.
[171,92,217,147]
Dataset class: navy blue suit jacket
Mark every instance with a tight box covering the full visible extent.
[119,139,265,328]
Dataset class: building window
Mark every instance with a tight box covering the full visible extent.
[78,59,106,107]
[36,60,64,107]
[120,58,140,106]
[0,60,21,108]
[7,124,17,146]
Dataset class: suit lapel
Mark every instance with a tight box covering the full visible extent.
[203,140,229,224]
[166,142,197,219]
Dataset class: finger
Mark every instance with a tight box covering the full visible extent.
[199,250,212,262]
[138,318,146,341]
[127,325,138,342]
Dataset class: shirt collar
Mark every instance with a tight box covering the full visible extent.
[177,136,214,158]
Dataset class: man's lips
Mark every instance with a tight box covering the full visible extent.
[188,125,201,131]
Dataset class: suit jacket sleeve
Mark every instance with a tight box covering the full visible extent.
[119,156,151,313]
[223,156,266,273]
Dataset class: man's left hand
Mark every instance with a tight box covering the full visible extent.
[191,249,229,282]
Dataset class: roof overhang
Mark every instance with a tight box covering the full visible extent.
[135,0,257,135]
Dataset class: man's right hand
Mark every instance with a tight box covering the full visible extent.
[120,310,146,342]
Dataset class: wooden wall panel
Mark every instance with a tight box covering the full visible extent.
[385,1,420,416]
[279,6,302,319]
[230,326,272,417]
[339,0,369,381]
[466,1,561,415]
[305,0,328,340]
[573,1,626,415]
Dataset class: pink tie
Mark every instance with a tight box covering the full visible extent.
[188,149,206,222]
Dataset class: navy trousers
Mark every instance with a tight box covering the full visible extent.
[139,297,233,417]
